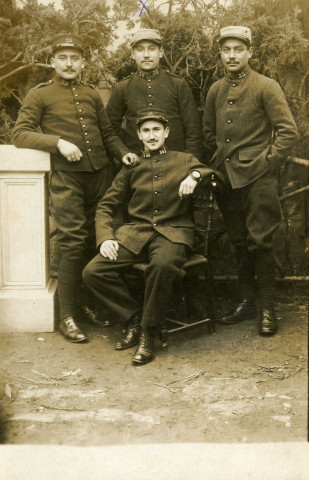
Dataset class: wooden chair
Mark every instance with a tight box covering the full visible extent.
[132,173,218,346]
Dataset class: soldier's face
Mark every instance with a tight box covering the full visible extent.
[220,39,252,73]
[51,48,84,80]
[137,120,169,151]
[132,41,163,71]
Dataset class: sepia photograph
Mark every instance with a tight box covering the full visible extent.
[0,0,308,478]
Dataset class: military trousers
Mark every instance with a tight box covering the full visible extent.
[82,233,187,327]
[216,171,281,307]
[50,166,114,318]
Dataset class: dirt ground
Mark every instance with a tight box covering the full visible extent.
[0,281,308,451]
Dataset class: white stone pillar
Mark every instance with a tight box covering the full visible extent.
[0,146,57,332]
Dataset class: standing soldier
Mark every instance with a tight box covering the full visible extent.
[106,29,203,160]
[203,26,298,335]
[107,28,210,321]
[13,34,138,343]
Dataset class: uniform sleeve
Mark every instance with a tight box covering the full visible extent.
[106,83,127,140]
[95,167,131,247]
[95,93,130,160]
[202,85,218,154]
[12,88,60,152]
[262,79,298,162]
[187,153,225,185]
[177,79,203,159]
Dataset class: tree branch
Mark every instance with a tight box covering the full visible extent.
[0,63,52,83]
[0,52,23,72]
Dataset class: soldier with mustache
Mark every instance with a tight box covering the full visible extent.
[203,26,298,335]
[13,34,138,343]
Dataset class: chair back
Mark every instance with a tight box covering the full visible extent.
[192,173,217,258]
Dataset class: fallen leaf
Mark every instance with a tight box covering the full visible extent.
[5,384,12,399]
[62,368,82,377]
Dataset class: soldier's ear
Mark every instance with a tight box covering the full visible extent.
[159,47,164,58]
[164,126,170,138]
[50,57,55,68]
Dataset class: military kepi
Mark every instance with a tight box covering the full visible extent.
[51,33,84,53]
[131,29,162,48]
[136,108,168,126]
[218,26,252,45]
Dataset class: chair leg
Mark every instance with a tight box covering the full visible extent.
[207,317,216,334]
[158,320,168,350]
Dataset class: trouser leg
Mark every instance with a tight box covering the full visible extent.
[236,246,256,301]
[82,247,141,324]
[141,236,187,327]
[252,248,276,309]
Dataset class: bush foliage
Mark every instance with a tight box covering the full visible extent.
[1,0,308,155]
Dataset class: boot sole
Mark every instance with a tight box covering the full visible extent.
[132,356,154,365]
[115,341,139,351]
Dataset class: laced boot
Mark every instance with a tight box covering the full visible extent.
[115,313,141,350]
[81,304,112,327]
[133,327,156,365]
[218,299,256,325]
[158,320,168,350]
[259,307,277,336]
[59,316,88,343]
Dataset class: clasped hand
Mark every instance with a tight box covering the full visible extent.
[100,240,119,260]
[57,139,140,166]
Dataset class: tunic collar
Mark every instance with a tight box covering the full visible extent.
[142,146,167,158]
[54,76,82,87]
[137,68,160,79]
[224,65,251,82]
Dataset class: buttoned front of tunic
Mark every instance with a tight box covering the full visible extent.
[13,78,129,171]
[203,68,298,188]
[106,69,202,159]
[95,149,213,254]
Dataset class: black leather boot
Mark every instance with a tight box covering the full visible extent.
[59,316,88,343]
[133,327,155,365]
[218,299,256,325]
[115,313,141,350]
[158,320,168,350]
[81,304,112,327]
[259,307,277,335]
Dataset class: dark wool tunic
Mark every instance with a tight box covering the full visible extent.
[106,68,203,159]
[95,149,213,254]
[203,67,298,188]
[13,77,129,171]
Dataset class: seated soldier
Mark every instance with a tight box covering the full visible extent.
[82,108,219,365]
